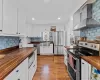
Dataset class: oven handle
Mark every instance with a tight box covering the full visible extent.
[68,52,78,60]
[72,56,78,60]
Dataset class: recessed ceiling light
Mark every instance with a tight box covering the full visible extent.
[58,17,61,20]
[32,18,35,20]
[44,0,51,3]
[71,16,73,20]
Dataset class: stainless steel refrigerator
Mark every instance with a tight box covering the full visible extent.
[52,31,64,55]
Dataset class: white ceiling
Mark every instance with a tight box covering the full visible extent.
[19,0,87,24]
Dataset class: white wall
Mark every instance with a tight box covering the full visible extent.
[20,37,31,47]
[32,24,65,37]
[65,16,74,46]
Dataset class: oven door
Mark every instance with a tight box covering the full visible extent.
[67,52,80,80]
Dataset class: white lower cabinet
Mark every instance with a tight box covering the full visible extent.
[4,58,28,80]
[4,49,37,80]
[29,62,36,80]
[81,59,91,80]
[40,45,53,55]
[29,49,37,80]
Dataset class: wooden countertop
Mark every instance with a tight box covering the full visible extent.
[0,47,36,80]
[81,56,100,70]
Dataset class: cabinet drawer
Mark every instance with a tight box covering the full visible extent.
[4,65,22,80]
[4,58,28,80]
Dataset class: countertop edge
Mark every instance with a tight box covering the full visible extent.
[81,56,100,70]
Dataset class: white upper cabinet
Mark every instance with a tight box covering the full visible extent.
[81,5,87,21]
[73,9,80,27]
[0,0,2,31]
[3,0,18,34]
[17,9,26,35]
[26,24,33,37]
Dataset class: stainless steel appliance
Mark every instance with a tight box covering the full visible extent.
[67,41,99,80]
[52,31,64,55]
[74,3,100,31]
[67,51,80,80]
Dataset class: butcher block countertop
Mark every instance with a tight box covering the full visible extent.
[81,56,100,70]
[0,47,36,80]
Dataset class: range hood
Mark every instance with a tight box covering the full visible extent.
[74,3,100,31]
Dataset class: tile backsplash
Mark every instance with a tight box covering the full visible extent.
[0,37,19,50]
[80,0,100,40]
[31,37,43,41]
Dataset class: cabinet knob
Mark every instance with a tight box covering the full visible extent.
[94,46,96,48]
[16,70,19,72]
[18,79,20,80]
[82,63,84,64]
[85,43,87,45]
[0,30,2,32]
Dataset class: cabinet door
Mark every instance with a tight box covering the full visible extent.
[18,9,26,35]
[27,24,33,37]
[3,0,17,34]
[4,58,28,80]
[81,5,87,21]
[29,64,34,80]
[81,59,89,80]
[21,58,28,80]
[73,10,80,27]
[33,27,41,37]
[0,0,2,31]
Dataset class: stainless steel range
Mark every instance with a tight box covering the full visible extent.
[67,41,100,80]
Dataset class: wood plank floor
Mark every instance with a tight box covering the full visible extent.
[33,56,71,80]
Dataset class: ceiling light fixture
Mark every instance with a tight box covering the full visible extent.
[32,18,35,20]
[71,16,73,20]
[44,0,51,3]
[58,17,61,20]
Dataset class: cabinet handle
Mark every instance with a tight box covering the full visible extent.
[18,79,20,80]
[82,63,84,64]
[33,65,35,67]
[85,43,87,45]
[0,30,2,31]
[94,46,96,48]
[16,70,19,72]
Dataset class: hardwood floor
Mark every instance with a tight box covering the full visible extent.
[33,56,71,80]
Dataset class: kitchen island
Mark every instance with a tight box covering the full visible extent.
[0,47,37,80]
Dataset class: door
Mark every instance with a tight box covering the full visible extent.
[3,0,18,34]
[0,0,2,31]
